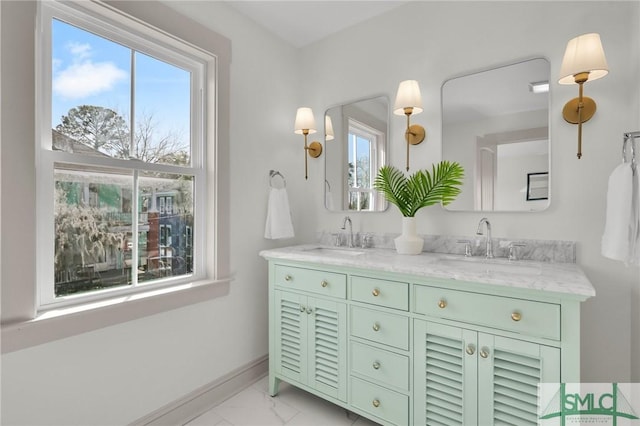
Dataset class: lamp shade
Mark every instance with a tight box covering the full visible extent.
[393,80,424,115]
[325,115,334,141]
[294,107,317,134]
[559,33,608,85]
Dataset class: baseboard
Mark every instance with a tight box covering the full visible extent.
[130,355,269,426]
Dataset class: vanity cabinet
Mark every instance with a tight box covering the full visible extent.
[265,254,590,426]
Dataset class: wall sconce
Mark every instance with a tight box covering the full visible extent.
[294,107,322,180]
[394,80,426,171]
[325,115,335,141]
[559,33,609,159]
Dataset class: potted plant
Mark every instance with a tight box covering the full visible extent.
[374,161,464,254]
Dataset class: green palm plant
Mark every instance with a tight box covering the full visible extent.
[373,161,464,217]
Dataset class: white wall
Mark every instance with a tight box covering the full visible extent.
[633,0,640,383]
[299,1,640,381]
[0,1,306,424]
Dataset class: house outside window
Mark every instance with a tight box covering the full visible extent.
[37,1,210,308]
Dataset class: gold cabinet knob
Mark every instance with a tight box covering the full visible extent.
[372,399,380,408]
[465,344,475,355]
[438,299,447,309]
[321,280,328,288]
[284,275,292,281]
[511,311,522,322]
[480,347,490,359]
[372,361,381,370]
[372,288,380,297]
[372,322,380,332]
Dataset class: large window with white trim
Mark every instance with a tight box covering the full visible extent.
[37,2,210,308]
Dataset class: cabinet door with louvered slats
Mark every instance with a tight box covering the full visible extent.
[414,320,478,426]
[308,298,347,402]
[274,290,308,384]
[478,335,560,426]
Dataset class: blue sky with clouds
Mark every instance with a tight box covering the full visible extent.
[52,19,190,145]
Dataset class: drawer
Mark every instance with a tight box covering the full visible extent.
[350,376,408,426]
[274,265,346,299]
[350,306,409,350]
[350,341,409,391]
[415,286,560,340]
[351,276,409,311]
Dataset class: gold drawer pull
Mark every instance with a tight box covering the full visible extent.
[372,322,380,332]
[321,280,328,288]
[372,361,381,370]
[372,399,380,408]
[438,299,447,309]
[465,344,475,355]
[511,311,522,322]
[480,347,490,359]
[284,275,292,281]
[372,288,380,297]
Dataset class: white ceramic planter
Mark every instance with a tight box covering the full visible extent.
[394,216,424,255]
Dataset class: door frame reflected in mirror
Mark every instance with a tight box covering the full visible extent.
[441,57,551,212]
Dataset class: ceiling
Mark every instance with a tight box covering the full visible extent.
[223,1,409,48]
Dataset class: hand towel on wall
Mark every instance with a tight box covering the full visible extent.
[601,162,634,262]
[264,187,295,240]
[631,166,640,264]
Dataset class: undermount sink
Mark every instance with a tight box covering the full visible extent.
[438,257,542,276]
[303,247,365,256]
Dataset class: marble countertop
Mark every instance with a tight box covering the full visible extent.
[259,244,596,299]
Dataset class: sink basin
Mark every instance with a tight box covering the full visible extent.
[303,247,365,256]
[438,258,541,275]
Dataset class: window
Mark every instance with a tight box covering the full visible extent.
[37,2,210,308]
[347,119,384,211]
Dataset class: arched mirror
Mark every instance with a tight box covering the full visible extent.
[324,96,389,212]
[442,58,550,212]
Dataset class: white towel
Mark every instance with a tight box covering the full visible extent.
[264,187,295,240]
[631,167,640,264]
[601,163,634,262]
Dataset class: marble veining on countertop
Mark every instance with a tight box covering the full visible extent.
[259,245,595,299]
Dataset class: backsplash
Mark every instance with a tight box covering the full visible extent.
[316,231,576,263]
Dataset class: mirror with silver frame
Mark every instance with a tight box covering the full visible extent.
[324,95,389,212]
[442,57,550,212]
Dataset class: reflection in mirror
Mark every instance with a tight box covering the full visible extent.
[324,96,389,212]
[442,58,550,212]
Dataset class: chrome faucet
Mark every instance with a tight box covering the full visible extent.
[476,217,494,259]
[341,216,354,248]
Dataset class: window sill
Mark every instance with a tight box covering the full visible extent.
[1,277,232,354]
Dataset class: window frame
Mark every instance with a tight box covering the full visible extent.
[1,0,231,354]
[36,1,210,310]
[346,118,383,212]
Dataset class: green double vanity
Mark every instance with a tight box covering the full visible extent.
[260,244,595,425]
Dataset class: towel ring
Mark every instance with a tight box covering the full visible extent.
[269,170,286,188]
[623,132,639,164]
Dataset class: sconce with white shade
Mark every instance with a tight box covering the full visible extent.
[325,115,335,141]
[558,33,609,159]
[394,80,426,171]
[294,107,323,180]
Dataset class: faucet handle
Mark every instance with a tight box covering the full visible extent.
[457,239,472,257]
[508,243,526,261]
[361,233,373,249]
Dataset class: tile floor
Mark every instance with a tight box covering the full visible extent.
[184,376,381,426]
